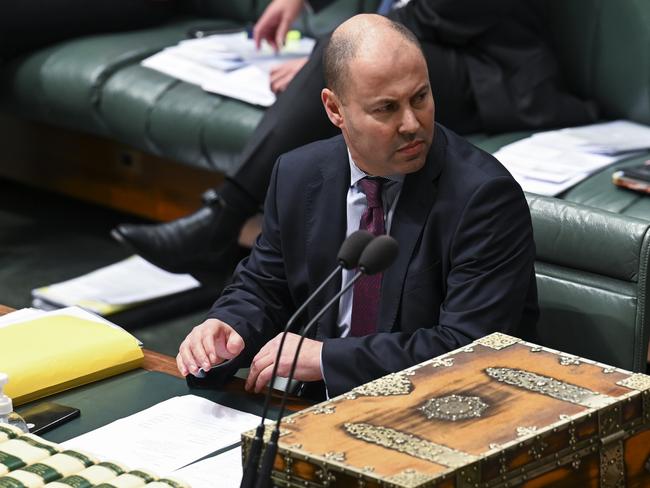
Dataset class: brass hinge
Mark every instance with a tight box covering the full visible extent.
[600,430,627,446]
[599,405,626,488]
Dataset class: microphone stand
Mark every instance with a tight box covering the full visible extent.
[240,230,375,488]
[253,271,365,488]
[239,266,342,488]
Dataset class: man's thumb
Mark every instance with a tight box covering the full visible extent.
[225,330,245,357]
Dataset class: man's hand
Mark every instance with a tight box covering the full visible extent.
[245,332,323,393]
[253,0,304,51]
[176,318,245,377]
[270,56,308,93]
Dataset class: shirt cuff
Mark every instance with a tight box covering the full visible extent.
[319,342,330,400]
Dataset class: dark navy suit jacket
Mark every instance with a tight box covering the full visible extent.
[197,125,538,398]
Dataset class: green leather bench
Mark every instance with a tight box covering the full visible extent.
[1,0,648,218]
[527,193,650,372]
[473,0,650,219]
[0,1,375,178]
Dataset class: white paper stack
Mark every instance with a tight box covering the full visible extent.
[141,31,315,107]
[0,306,138,341]
[31,256,201,316]
[61,395,261,478]
[493,120,650,195]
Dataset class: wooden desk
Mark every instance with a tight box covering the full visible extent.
[141,348,184,379]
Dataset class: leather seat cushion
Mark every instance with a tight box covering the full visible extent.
[0,17,240,135]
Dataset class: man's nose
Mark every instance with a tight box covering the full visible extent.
[398,108,420,134]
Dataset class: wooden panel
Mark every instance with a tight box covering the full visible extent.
[624,428,650,487]
[0,114,223,221]
[520,452,599,488]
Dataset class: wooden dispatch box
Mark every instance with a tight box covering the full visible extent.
[241,333,650,487]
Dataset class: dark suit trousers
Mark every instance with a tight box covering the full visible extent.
[227,35,481,206]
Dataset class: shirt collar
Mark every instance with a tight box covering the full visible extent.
[347,148,404,188]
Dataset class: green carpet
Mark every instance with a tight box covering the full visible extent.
[0,177,227,357]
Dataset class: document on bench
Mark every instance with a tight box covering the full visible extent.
[172,446,243,488]
[0,306,129,331]
[493,120,650,195]
[141,31,315,107]
[32,255,200,316]
[61,395,261,474]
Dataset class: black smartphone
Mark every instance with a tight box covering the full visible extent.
[18,402,80,435]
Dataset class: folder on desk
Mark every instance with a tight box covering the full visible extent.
[0,315,143,405]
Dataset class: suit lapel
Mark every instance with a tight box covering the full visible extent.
[305,137,349,340]
[378,128,445,332]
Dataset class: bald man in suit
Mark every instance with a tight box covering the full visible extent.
[176,14,538,399]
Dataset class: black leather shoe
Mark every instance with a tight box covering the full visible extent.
[111,190,247,277]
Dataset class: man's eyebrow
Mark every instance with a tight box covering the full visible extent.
[413,83,430,94]
[368,97,397,105]
[368,84,430,102]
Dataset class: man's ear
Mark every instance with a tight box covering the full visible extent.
[321,88,344,128]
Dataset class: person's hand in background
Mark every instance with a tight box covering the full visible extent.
[253,0,304,51]
[270,56,308,93]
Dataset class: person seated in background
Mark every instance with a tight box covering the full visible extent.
[112,0,598,278]
[176,14,539,399]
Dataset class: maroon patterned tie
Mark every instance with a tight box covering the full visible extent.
[350,177,386,336]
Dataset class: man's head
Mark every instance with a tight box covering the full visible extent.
[321,14,434,177]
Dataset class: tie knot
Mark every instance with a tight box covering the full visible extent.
[359,177,385,209]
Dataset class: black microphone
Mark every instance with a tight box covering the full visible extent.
[254,235,399,488]
[239,230,374,488]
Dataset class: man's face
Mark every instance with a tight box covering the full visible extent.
[323,41,435,176]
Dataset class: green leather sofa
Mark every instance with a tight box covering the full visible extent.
[472,0,650,219]
[527,194,650,372]
[0,0,376,179]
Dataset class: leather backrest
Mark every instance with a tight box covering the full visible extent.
[546,0,650,124]
[526,194,650,372]
[180,0,269,23]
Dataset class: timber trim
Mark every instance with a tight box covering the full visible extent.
[0,114,223,221]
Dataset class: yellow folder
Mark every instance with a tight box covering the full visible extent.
[0,315,143,405]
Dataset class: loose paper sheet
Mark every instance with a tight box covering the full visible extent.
[171,447,243,488]
[62,395,260,474]
[32,256,200,315]
[493,120,649,195]
[0,306,132,334]
[141,32,315,107]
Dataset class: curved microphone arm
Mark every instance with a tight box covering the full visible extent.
[252,271,364,488]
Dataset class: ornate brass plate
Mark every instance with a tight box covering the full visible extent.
[419,394,488,421]
[343,423,477,468]
[486,367,615,409]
